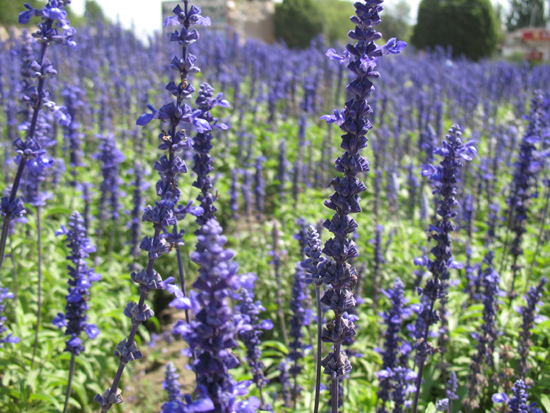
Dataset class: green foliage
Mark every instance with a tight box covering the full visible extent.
[274,0,324,49]
[376,0,412,42]
[411,0,500,60]
[315,0,412,45]
[0,0,45,26]
[317,0,355,44]
[506,0,547,31]
[0,1,105,29]
[84,0,107,24]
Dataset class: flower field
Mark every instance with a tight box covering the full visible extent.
[0,1,549,413]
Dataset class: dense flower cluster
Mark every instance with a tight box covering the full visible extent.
[62,85,86,186]
[412,125,476,411]
[53,211,101,354]
[172,219,259,413]
[517,276,548,382]
[376,277,413,413]
[192,82,229,227]
[318,2,406,409]
[96,3,218,409]
[506,92,544,298]
[162,362,183,403]
[493,379,541,413]
[464,251,502,410]
[236,273,273,410]
[94,133,125,223]
[0,0,75,272]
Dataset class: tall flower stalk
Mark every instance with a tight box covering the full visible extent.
[136,0,212,312]
[172,219,259,412]
[0,0,74,273]
[501,92,543,299]
[302,225,326,413]
[53,211,101,413]
[516,276,547,384]
[412,125,476,413]
[95,2,212,410]
[318,2,405,411]
[236,273,273,411]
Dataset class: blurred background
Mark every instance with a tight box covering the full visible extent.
[1,0,550,63]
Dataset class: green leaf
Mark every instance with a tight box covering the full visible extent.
[540,395,550,413]
[425,402,437,413]
[29,392,61,408]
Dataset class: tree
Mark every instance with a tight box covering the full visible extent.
[85,0,108,24]
[0,0,85,28]
[506,0,547,31]
[411,0,500,61]
[0,0,45,26]
[274,0,324,49]
[377,0,412,42]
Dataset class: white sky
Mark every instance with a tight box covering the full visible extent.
[69,0,509,41]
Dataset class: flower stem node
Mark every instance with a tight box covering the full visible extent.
[114,338,143,364]
[94,388,123,409]
[124,302,154,323]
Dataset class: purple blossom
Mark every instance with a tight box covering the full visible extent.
[412,125,475,411]
[317,4,406,405]
[517,277,548,381]
[54,211,101,355]
[0,283,19,347]
[172,219,257,413]
[236,273,273,411]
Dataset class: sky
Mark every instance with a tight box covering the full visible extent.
[70,0,509,41]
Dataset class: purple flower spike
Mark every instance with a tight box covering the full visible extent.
[174,219,257,413]
[0,283,19,347]
[317,4,407,410]
[55,211,101,355]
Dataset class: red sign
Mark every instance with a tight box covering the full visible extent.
[522,30,550,41]
[529,50,543,61]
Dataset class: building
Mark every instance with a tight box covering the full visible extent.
[162,0,275,44]
[502,27,550,62]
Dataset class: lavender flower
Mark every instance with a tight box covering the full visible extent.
[0,0,74,272]
[172,219,259,413]
[277,139,289,205]
[254,156,266,220]
[192,83,229,226]
[376,278,412,413]
[412,125,476,413]
[278,360,292,409]
[62,85,86,186]
[0,283,19,347]
[230,168,240,220]
[302,226,325,286]
[302,225,326,412]
[95,4,214,407]
[94,133,126,224]
[446,371,459,410]
[288,262,307,400]
[318,2,406,410]
[129,162,150,262]
[53,211,101,354]
[241,169,253,225]
[163,362,183,403]
[505,92,544,298]
[493,380,539,413]
[22,152,54,207]
[237,273,274,410]
[517,277,548,383]
[391,367,417,413]
[464,251,502,411]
